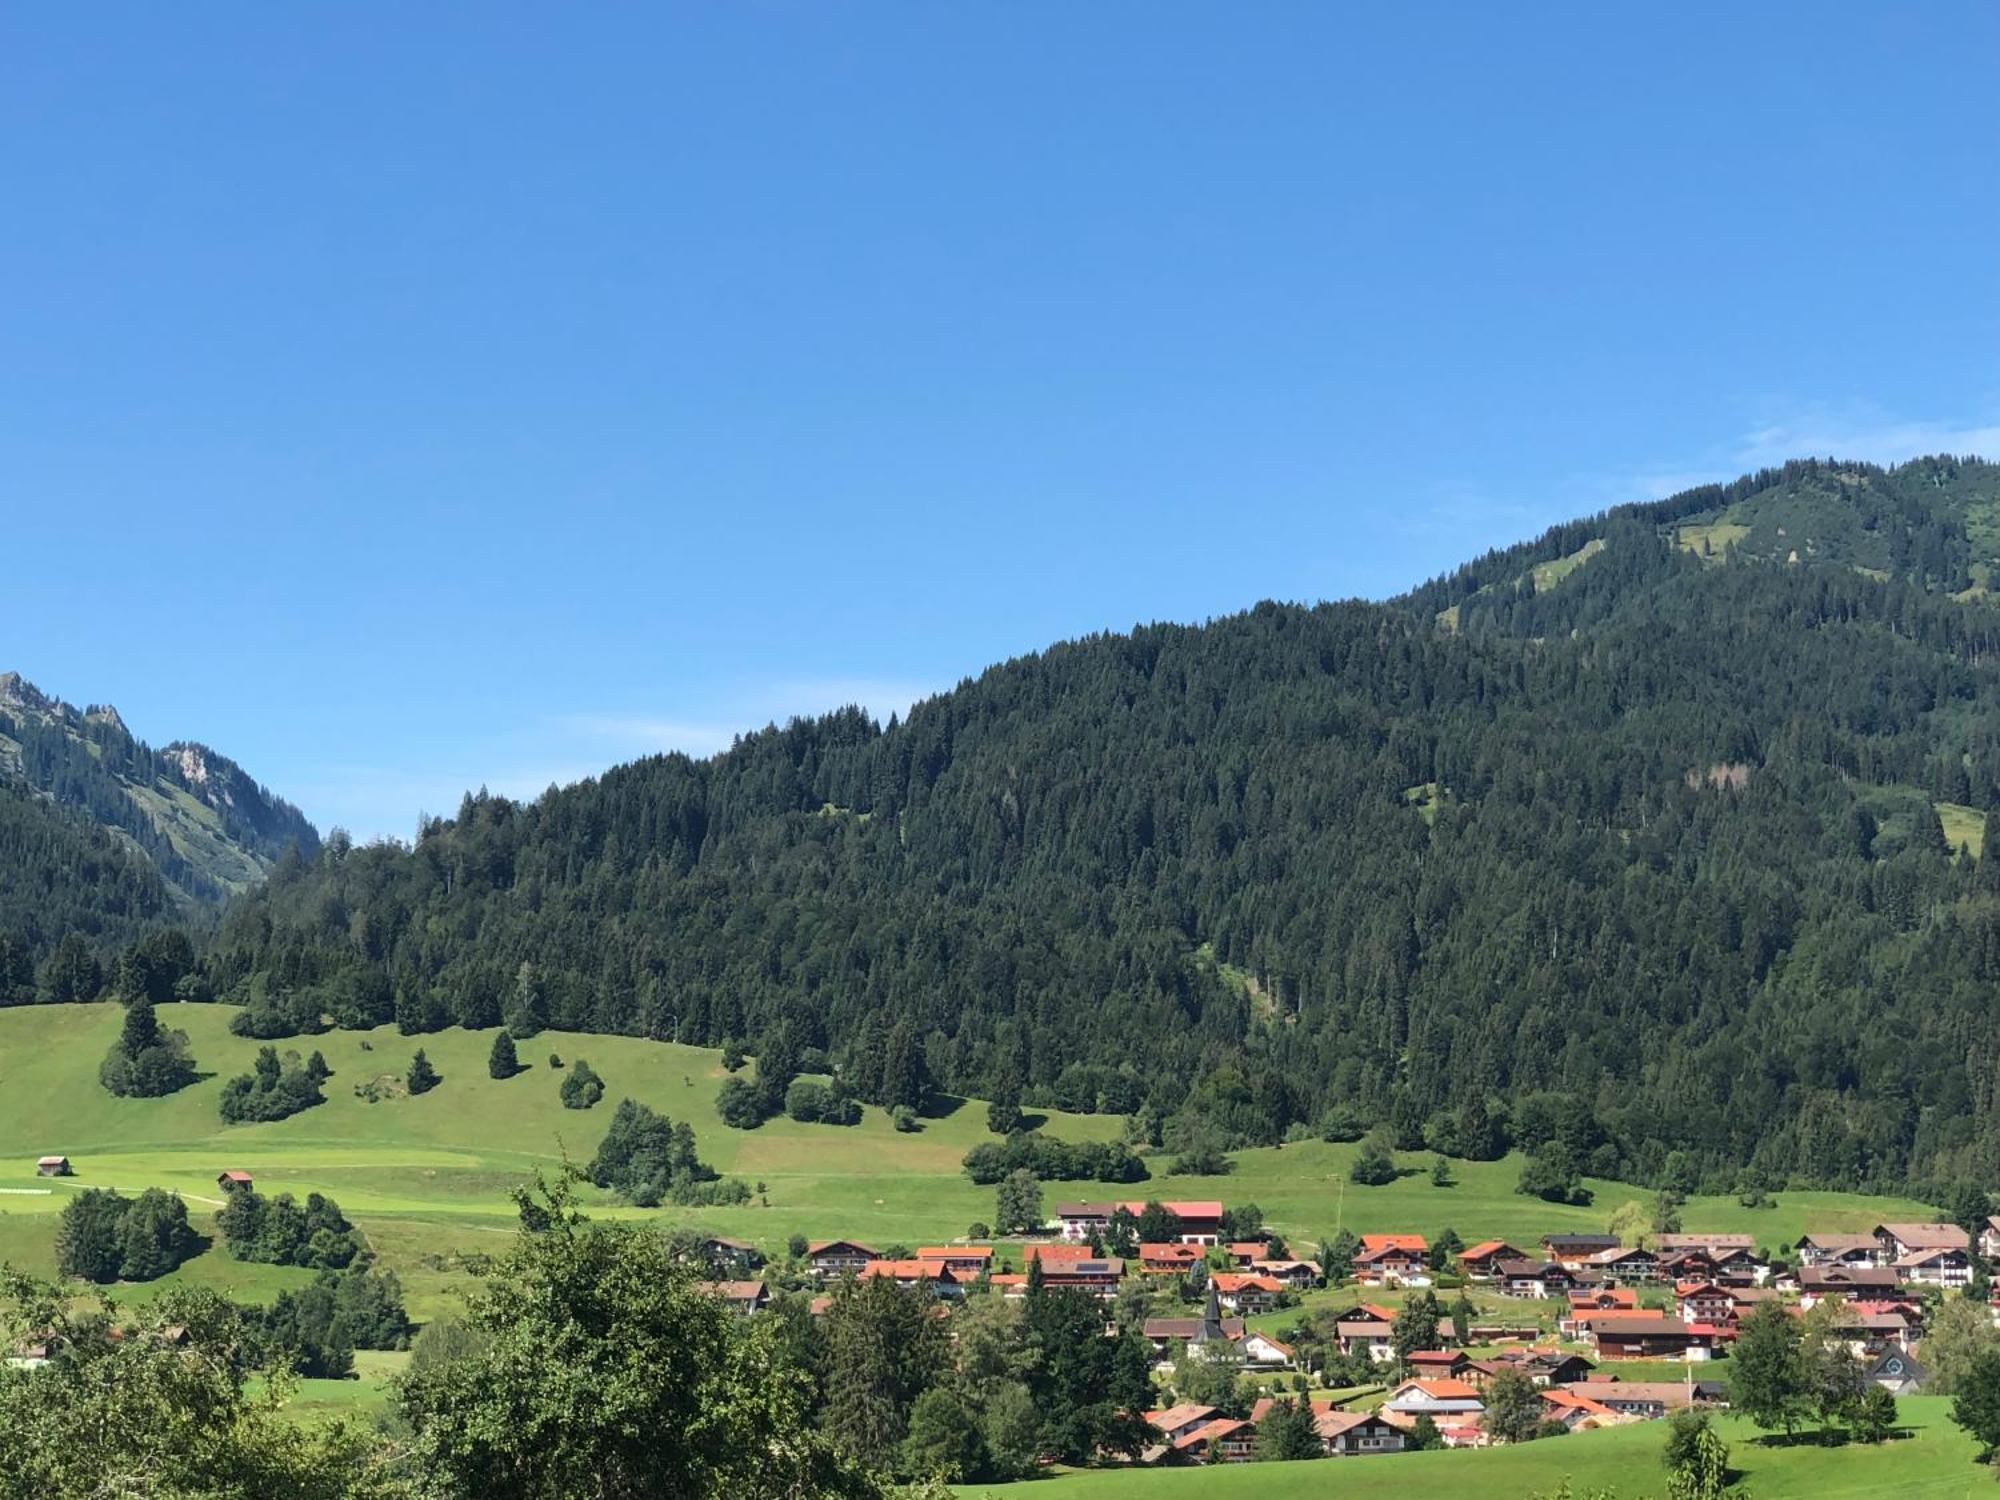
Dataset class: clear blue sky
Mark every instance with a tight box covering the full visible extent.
[4,4,1996,840]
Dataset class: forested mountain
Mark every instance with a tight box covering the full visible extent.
[194,456,2000,1193]
[0,672,317,945]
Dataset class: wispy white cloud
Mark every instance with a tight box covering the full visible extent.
[1604,401,2000,508]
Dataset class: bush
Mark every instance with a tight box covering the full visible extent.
[218,1046,327,1124]
[560,1059,606,1110]
[217,1187,365,1269]
[961,1134,1148,1185]
[228,987,330,1040]
[716,1075,765,1129]
[55,1187,200,1283]
[590,1098,747,1207]
[893,1104,920,1133]
[1348,1140,1397,1186]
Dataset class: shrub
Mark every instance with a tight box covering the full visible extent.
[217,1187,364,1269]
[219,1046,326,1124]
[590,1098,746,1207]
[560,1059,605,1110]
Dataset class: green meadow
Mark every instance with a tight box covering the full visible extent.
[0,1001,1941,1335]
[955,1399,1982,1498]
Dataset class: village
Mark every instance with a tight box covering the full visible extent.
[683,1195,1980,1465]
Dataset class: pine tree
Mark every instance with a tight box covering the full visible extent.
[407,1049,440,1095]
[489,1031,520,1080]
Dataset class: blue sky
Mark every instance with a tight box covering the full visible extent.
[4,4,1996,840]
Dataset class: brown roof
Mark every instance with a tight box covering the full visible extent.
[1877,1222,1971,1250]
[1590,1317,1698,1337]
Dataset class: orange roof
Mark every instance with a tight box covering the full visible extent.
[1361,1233,1427,1252]
[1211,1273,1282,1293]
[1023,1243,1097,1262]
[1461,1239,1517,1259]
[1226,1241,1266,1255]
[1139,1242,1202,1259]
[1540,1389,1620,1419]
[861,1259,953,1279]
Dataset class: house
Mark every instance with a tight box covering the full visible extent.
[1178,1417,1256,1462]
[1983,1216,2000,1263]
[1653,1232,1756,1256]
[1542,1233,1619,1268]
[700,1235,762,1270]
[1354,1233,1429,1286]
[1251,1259,1319,1290]
[1336,1320,1397,1363]
[1563,1381,1721,1419]
[1867,1348,1926,1395]
[1210,1273,1283,1314]
[1520,1349,1598,1386]
[1585,1246,1660,1283]
[1820,1308,1915,1358]
[1035,1256,1124,1295]
[1798,1265,1899,1304]
[1236,1330,1297,1369]
[1654,1249,1718,1286]
[1383,1378,1485,1419]
[1143,1403,1220,1447]
[1795,1232,1883,1268]
[1248,1398,1404,1455]
[807,1240,878,1277]
[1895,1247,1973,1289]
[1874,1222,1970,1262]
[1677,1282,1780,1324]
[1496,1258,1572,1298]
[1538,1388,1624,1431]
[1138,1242,1204,1275]
[1459,1240,1529,1280]
[217,1170,254,1192]
[1314,1408,1406,1455]
[1405,1349,1472,1378]
[1022,1242,1097,1263]
[860,1260,965,1297]
[1561,1289,1638,1335]
[700,1279,769,1315]
[5,1336,59,1370]
[915,1246,992,1278]
[1055,1203,1115,1242]
[1225,1241,1267,1266]
[34,1156,71,1178]
[1056,1200,1223,1244]
[1587,1317,1715,1360]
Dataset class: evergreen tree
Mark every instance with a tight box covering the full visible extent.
[488,1031,519,1080]
[407,1048,440,1095]
[1252,1396,1321,1460]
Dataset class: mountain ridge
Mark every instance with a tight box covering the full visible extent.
[0,670,318,925]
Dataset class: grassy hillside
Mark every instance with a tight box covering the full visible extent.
[955,1399,1980,1499]
[0,1005,1939,1327]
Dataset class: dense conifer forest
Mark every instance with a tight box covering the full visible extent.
[27,457,2000,1197]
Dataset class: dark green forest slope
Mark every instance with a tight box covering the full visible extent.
[0,673,317,950]
[181,457,2000,1191]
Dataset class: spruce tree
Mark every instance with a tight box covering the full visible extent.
[489,1031,520,1079]
[407,1049,440,1095]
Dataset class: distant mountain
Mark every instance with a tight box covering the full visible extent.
[186,455,2000,1192]
[0,672,317,933]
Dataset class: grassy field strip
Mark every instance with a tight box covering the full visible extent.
[953,1401,1984,1498]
